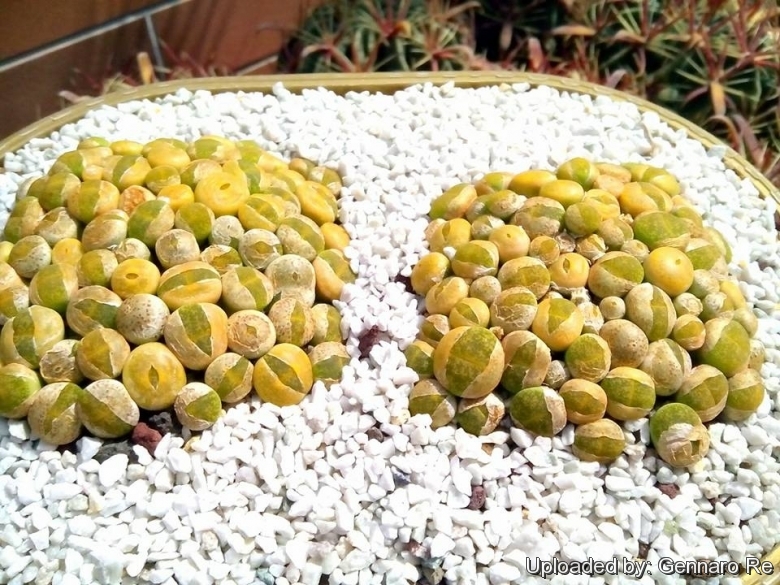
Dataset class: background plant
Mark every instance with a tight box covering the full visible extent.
[281,0,780,187]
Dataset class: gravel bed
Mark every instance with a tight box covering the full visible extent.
[1,82,779,585]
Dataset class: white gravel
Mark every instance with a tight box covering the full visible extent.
[1,82,780,585]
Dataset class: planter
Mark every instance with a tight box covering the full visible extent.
[0,73,780,583]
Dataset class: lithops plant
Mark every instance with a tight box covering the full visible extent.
[26,382,83,445]
[564,334,611,383]
[489,287,537,334]
[559,379,608,424]
[115,294,170,345]
[39,340,82,384]
[122,342,187,410]
[449,297,491,329]
[309,341,350,387]
[253,344,314,407]
[500,331,551,394]
[164,303,228,370]
[531,297,584,352]
[174,382,223,431]
[0,306,65,369]
[265,254,317,306]
[75,328,131,381]
[0,363,42,418]
[600,367,656,421]
[598,319,649,368]
[640,339,691,396]
[76,379,140,439]
[674,364,728,422]
[227,310,276,358]
[508,386,567,437]
[204,353,254,404]
[572,419,627,463]
[723,368,765,422]
[408,379,457,428]
[587,252,644,298]
[456,393,505,436]
[697,316,751,377]
[404,340,435,379]
[433,326,504,398]
[649,403,710,467]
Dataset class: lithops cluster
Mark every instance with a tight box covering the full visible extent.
[0,137,354,443]
[407,158,765,466]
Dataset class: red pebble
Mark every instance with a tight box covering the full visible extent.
[131,422,163,455]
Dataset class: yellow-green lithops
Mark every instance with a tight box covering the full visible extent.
[600,367,656,421]
[497,257,551,299]
[456,393,505,436]
[220,266,274,313]
[404,340,435,379]
[697,316,751,377]
[163,303,228,370]
[227,310,276,359]
[674,364,728,422]
[268,298,314,348]
[276,215,325,260]
[265,254,317,307]
[9,235,52,279]
[572,419,627,463]
[411,253,450,296]
[723,368,765,422]
[313,249,356,302]
[451,241,500,280]
[624,283,676,342]
[598,319,649,369]
[408,379,457,429]
[204,352,254,403]
[425,277,470,316]
[76,328,131,381]
[564,333,611,383]
[0,306,65,368]
[0,363,42,418]
[559,379,607,424]
[531,297,583,352]
[122,342,187,410]
[500,331,551,394]
[429,184,478,220]
[76,379,140,439]
[489,287,537,334]
[253,343,314,406]
[127,199,175,247]
[587,251,644,298]
[433,326,504,399]
[309,342,350,387]
[157,261,222,310]
[640,338,691,396]
[66,286,122,336]
[77,249,118,288]
[26,382,83,445]
[174,382,223,431]
[450,297,491,329]
[311,303,343,345]
[649,402,710,467]
[508,386,567,437]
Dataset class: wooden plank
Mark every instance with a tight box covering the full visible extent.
[0,0,170,61]
[0,19,152,139]
[152,0,322,72]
